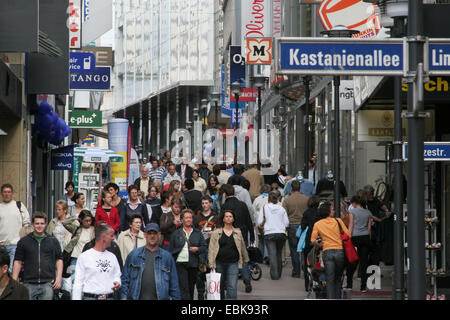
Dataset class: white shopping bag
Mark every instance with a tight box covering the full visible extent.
[206,270,221,300]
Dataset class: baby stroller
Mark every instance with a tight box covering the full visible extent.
[247,245,263,281]
[305,245,327,299]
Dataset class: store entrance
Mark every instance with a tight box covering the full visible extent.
[441,163,450,273]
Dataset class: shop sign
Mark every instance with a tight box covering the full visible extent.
[246,38,273,64]
[69,66,111,90]
[69,110,102,128]
[242,0,272,55]
[318,0,381,39]
[68,0,82,49]
[51,145,74,170]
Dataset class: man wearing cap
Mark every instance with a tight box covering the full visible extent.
[120,223,181,300]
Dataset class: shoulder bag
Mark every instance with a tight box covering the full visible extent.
[335,218,358,264]
[257,205,266,236]
[180,229,208,273]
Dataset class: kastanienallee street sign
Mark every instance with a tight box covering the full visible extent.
[275,37,450,77]
[276,37,406,76]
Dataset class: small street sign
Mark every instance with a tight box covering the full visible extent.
[403,142,450,161]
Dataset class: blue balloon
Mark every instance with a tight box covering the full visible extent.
[49,112,58,125]
[38,101,53,115]
[39,113,54,133]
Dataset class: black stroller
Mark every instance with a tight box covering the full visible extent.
[247,246,263,281]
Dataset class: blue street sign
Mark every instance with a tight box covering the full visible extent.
[70,66,111,91]
[403,142,450,161]
[51,145,74,170]
[231,109,243,126]
[222,101,245,117]
[428,43,450,75]
[277,38,405,76]
[69,52,96,73]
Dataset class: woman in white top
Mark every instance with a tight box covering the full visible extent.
[257,190,289,280]
[193,170,207,194]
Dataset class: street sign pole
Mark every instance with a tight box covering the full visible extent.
[406,0,426,300]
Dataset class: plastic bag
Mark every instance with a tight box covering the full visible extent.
[206,270,221,300]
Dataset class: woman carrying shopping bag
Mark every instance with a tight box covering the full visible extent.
[208,210,249,300]
[310,201,352,299]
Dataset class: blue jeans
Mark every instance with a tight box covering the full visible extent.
[215,261,239,300]
[287,224,301,276]
[0,245,16,273]
[265,233,287,280]
[323,249,345,299]
[25,282,54,300]
[258,234,268,258]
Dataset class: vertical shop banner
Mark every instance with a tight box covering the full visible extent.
[69,0,82,49]
[108,119,129,190]
[128,148,140,187]
[51,145,74,170]
[241,0,273,55]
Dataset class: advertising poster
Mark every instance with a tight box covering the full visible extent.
[108,119,129,190]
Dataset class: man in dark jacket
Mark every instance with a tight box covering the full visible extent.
[183,179,203,214]
[220,184,255,293]
[0,247,29,300]
[176,158,193,181]
[12,212,63,300]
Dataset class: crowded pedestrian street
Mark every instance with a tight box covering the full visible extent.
[2,0,450,306]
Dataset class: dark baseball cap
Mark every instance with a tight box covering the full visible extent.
[144,223,160,233]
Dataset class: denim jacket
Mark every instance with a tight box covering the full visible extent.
[119,246,181,300]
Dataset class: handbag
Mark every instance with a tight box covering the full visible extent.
[335,218,359,264]
[206,270,221,300]
[247,244,263,263]
[257,205,266,235]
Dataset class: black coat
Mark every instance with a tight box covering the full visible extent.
[169,228,206,268]
[119,202,150,232]
[221,197,255,243]
[184,189,203,214]
[134,177,153,195]
[176,164,193,180]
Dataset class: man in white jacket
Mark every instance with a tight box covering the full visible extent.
[0,184,31,273]
[73,223,121,300]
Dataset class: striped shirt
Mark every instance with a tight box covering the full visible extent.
[145,164,165,182]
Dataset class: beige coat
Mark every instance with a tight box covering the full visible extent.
[208,227,249,269]
[242,168,264,198]
[117,229,146,264]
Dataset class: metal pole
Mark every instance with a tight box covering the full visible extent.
[235,94,239,164]
[304,76,311,179]
[215,101,218,129]
[392,15,407,301]
[334,76,340,217]
[257,87,262,167]
[407,0,426,300]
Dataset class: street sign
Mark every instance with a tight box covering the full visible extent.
[276,38,405,76]
[69,52,95,72]
[403,142,450,161]
[231,109,243,126]
[230,88,257,102]
[69,110,102,128]
[246,38,273,64]
[427,40,450,75]
[69,66,111,90]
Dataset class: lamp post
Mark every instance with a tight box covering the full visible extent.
[210,92,221,129]
[303,76,312,179]
[231,81,242,164]
[321,25,359,218]
[252,75,268,167]
[201,99,208,133]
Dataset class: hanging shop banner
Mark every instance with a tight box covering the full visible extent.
[51,145,74,170]
[108,119,129,189]
[230,46,246,85]
[69,0,82,49]
[69,110,102,128]
[69,51,96,73]
[242,0,272,55]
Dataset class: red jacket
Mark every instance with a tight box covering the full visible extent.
[95,206,120,231]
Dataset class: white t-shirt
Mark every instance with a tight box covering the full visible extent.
[72,248,121,300]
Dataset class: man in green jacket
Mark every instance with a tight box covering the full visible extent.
[0,247,29,300]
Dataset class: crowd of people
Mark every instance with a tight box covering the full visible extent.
[0,153,394,300]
